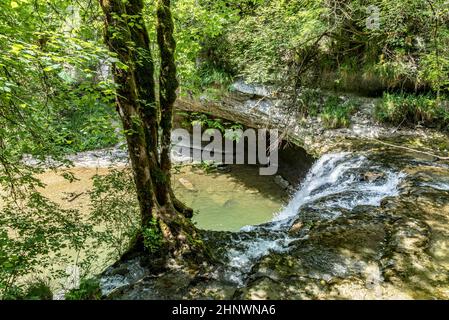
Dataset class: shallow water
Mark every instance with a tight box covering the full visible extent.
[173,166,286,231]
[35,165,286,232]
[12,164,285,294]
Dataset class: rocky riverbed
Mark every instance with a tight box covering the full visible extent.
[99,137,449,300]
[96,83,449,300]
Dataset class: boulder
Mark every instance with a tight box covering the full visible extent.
[288,222,303,235]
[360,171,385,183]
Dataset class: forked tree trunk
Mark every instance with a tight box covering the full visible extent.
[99,0,207,266]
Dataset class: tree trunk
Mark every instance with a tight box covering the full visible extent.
[99,0,207,268]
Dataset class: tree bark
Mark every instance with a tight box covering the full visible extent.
[155,0,193,217]
[99,0,207,267]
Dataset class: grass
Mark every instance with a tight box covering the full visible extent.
[320,96,357,129]
[297,89,358,129]
[375,93,449,129]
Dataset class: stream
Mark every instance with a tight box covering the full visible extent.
[22,134,449,299]
[223,152,405,285]
[99,137,449,300]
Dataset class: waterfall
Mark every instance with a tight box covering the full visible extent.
[272,152,404,225]
[226,152,405,285]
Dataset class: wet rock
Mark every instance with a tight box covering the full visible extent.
[110,265,129,277]
[236,275,334,300]
[185,279,236,300]
[288,222,303,235]
[236,209,410,299]
[223,199,238,208]
[99,137,449,300]
[216,164,231,173]
[360,171,386,183]
[274,175,290,190]
[100,258,147,297]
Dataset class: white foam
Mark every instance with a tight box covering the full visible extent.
[273,152,404,223]
[226,152,405,285]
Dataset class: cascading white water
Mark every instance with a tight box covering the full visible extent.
[273,152,405,225]
[226,152,405,285]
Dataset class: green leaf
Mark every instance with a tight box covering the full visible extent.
[43,64,61,72]
[10,43,24,54]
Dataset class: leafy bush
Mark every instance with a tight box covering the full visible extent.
[179,112,243,134]
[216,0,310,84]
[23,282,53,300]
[2,279,53,300]
[298,88,324,117]
[0,190,92,299]
[375,93,449,129]
[22,279,53,300]
[198,64,233,90]
[55,99,121,153]
[194,0,449,95]
[64,278,101,300]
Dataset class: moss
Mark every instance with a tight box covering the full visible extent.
[152,166,168,184]
[142,218,164,254]
[185,232,205,249]
[64,278,101,300]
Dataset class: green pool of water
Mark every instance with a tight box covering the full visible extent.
[173,166,286,232]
